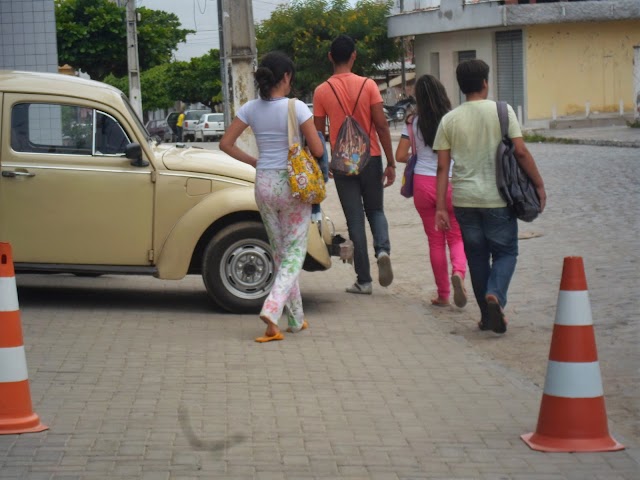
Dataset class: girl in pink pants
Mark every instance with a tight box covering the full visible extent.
[413,175,466,305]
[395,75,468,307]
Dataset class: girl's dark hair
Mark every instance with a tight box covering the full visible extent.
[456,59,489,95]
[414,74,451,148]
[254,51,295,99]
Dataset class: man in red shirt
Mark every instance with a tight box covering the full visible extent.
[313,34,396,294]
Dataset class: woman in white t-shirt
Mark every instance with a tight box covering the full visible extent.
[220,52,324,343]
[395,75,467,308]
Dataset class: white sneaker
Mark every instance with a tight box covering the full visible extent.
[377,251,393,287]
[345,282,372,294]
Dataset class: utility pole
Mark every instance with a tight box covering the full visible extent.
[400,0,406,96]
[634,45,639,120]
[218,0,258,155]
[125,0,143,119]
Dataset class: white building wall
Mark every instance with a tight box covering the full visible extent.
[414,30,496,107]
[0,0,58,72]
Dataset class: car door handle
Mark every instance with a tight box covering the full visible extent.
[2,170,36,178]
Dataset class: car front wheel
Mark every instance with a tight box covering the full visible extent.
[202,221,275,313]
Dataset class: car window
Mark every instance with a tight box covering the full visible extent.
[185,110,209,120]
[10,103,130,156]
[95,112,129,155]
[208,114,224,122]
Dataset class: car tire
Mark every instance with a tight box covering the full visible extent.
[202,221,275,313]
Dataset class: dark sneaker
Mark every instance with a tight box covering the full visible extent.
[478,318,490,331]
[486,295,507,334]
[377,251,393,287]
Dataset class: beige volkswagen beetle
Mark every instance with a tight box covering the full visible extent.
[0,71,347,312]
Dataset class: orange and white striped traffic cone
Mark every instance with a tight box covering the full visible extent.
[0,242,48,435]
[521,256,623,452]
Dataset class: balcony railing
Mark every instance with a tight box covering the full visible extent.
[390,0,586,15]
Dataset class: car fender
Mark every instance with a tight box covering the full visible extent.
[156,187,258,279]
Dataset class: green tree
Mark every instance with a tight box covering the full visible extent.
[166,50,223,110]
[256,0,400,98]
[55,0,193,81]
[103,64,175,116]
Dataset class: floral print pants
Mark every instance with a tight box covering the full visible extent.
[255,169,311,331]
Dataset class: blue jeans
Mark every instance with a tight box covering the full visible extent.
[454,207,518,321]
[333,156,391,285]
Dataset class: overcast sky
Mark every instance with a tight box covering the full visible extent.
[138,0,357,61]
[138,0,288,60]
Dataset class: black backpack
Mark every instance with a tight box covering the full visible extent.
[326,79,371,176]
[495,101,540,223]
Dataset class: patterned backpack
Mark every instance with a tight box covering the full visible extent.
[326,79,371,176]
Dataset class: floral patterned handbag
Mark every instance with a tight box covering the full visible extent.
[287,99,326,204]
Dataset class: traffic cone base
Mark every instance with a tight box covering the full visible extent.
[0,381,47,434]
[521,395,623,452]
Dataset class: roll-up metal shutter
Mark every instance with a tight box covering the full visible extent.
[496,30,524,119]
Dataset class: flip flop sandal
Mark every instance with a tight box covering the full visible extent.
[286,320,308,333]
[255,332,284,343]
[451,273,468,308]
[430,298,450,307]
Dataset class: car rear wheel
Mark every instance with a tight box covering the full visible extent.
[202,221,275,313]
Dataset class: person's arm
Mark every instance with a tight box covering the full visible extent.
[314,116,327,137]
[395,114,414,164]
[301,117,324,159]
[219,117,257,168]
[371,102,395,187]
[512,137,546,212]
[395,137,410,164]
[435,149,452,231]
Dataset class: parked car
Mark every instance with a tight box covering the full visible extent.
[166,111,179,137]
[195,113,225,142]
[182,109,211,142]
[0,70,349,313]
[145,118,173,142]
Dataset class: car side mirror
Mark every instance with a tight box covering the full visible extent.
[126,143,149,167]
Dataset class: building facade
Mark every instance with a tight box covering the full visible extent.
[0,0,58,73]
[387,0,640,125]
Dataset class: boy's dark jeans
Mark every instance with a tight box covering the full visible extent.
[454,206,518,321]
[333,156,391,285]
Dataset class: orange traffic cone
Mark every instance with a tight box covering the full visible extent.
[521,256,623,452]
[0,242,48,434]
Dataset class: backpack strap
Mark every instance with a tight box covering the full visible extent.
[326,78,369,116]
[407,118,417,155]
[496,101,509,139]
[287,98,299,145]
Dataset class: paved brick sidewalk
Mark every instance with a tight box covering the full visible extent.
[0,138,638,479]
[1,249,638,477]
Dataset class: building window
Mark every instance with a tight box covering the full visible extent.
[430,52,440,80]
[457,50,477,104]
